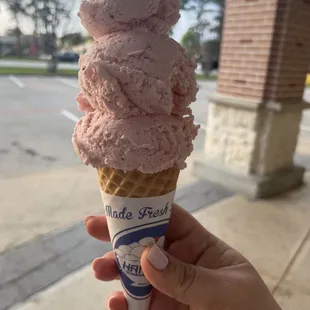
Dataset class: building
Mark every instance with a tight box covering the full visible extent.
[196,0,310,198]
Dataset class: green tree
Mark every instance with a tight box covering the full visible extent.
[38,0,71,54]
[60,32,85,48]
[3,0,27,56]
[200,39,220,74]
[209,0,225,41]
[23,0,76,55]
[181,30,201,61]
[181,0,225,40]
[181,0,225,75]
[25,0,40,54]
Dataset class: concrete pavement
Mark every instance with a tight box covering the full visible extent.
[0,163,233,310]
[8,172,310,310]
[1,77,310,309]
[0,162,203,253]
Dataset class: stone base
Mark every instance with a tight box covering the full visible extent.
[193,160,305,199]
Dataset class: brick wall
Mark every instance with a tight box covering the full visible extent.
[218,0,310,103]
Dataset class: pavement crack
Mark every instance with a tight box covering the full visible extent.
[272,227,310,295]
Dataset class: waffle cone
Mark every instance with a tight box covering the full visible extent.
[97,166,180,198]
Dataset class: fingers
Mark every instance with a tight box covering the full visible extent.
[168,205,243,268]
[92,251,120,281]
[141,244,214,307]
[85,205,200,244]
[85,206,204,244]
[107,292,127,310]
[85,215,111,241]
[166,204,204,243]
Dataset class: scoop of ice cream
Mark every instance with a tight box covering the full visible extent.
[72,112,199,173]
[78,30,197,118]
[78,0,180,39]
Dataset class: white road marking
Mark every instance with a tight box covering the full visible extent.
[61,109,79,123]
[9,75,25,88]
[57,78,79,88]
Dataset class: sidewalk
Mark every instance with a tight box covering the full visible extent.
[0,168,232,310]
[0,165,198,252]
[1,135,310,310]
[8,173,310,310]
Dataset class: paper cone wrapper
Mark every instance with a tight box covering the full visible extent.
[98,167,179,310]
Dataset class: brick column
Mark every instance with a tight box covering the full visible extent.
[195,0,310,198]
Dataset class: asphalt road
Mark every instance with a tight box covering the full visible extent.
[0,77,309,179]
[0,76,82,178]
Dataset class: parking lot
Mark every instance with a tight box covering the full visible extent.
[0,77,213,179]
[0,76,83,178]
[1,76,310,310]
[1,76,310,180]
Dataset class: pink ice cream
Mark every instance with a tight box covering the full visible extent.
[78,30,197,118]
[73,0,199,173]
[73,113,198,173]
[78,0,180,39]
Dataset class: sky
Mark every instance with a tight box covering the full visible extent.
[0,2,195,42]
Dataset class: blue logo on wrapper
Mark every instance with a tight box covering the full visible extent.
[114,223,168,300]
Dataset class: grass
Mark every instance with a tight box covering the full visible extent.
[196,74,218,81]
[0,67,309,87]
[0,67,78,76]
[1,68,212,79]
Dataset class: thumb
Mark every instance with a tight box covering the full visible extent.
[141,244,207,306]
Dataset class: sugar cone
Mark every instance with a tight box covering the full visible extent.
[97,166,179,310]
[98,166,179,198]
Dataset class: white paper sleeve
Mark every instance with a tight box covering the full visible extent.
[100,190,176,310]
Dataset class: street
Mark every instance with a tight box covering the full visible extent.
[1,77,310,179]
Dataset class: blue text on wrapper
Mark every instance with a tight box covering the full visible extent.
[105,203,171,221]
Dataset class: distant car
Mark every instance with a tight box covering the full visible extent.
[56,52,79,63]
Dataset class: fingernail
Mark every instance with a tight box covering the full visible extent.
[107,296,114,310]
[107,293,118,310]
[148,244,168,270]
[84,215,95,226]
[92,258,103,272]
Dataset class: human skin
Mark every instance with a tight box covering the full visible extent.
[85,204,282,310]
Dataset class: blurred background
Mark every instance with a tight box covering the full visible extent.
[0,1,310,310]
[0,0,224,75]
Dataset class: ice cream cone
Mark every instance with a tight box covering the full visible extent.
[97,166,179,310]
[98,166,179,198]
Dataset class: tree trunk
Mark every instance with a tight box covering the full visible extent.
[16,32,22,57]
[14,13,23,57]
